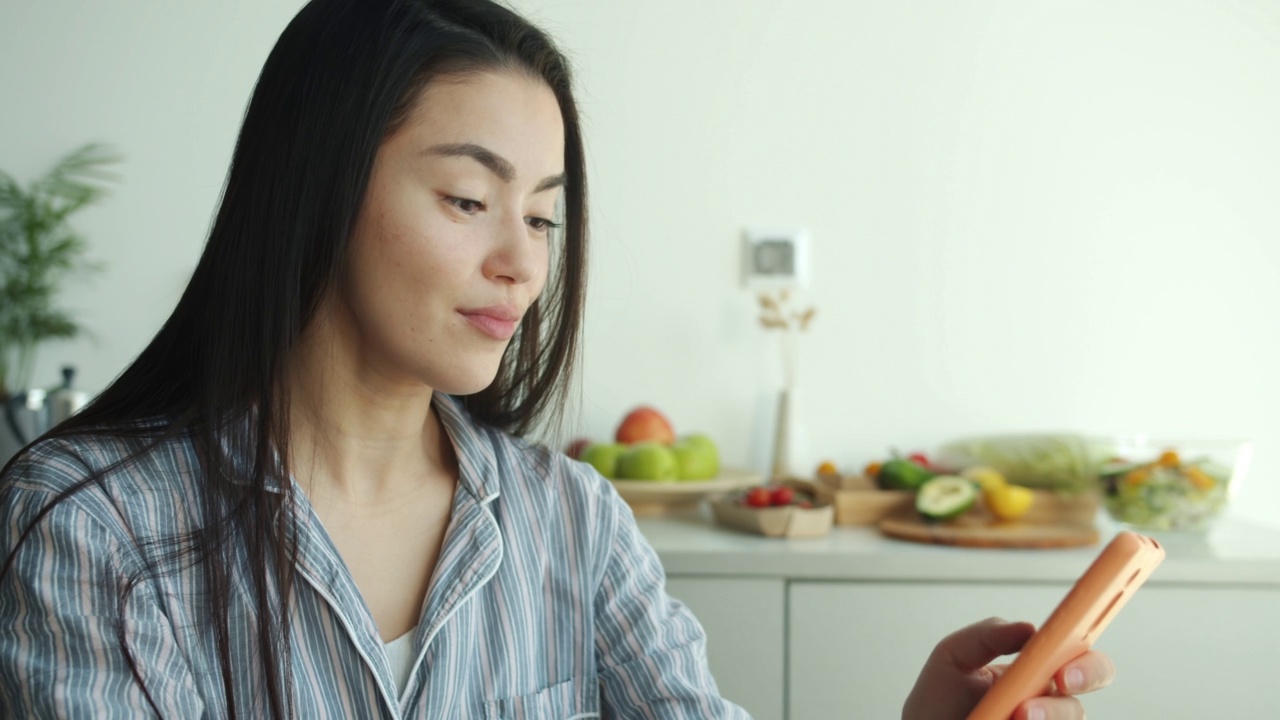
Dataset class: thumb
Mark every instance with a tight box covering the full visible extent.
[931,617,1036,672]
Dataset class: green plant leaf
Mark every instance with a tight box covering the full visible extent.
[0,142,121,389]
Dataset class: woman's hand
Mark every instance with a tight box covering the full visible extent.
[902,617,1115,720]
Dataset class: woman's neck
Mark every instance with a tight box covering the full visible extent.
[283,309,456,506]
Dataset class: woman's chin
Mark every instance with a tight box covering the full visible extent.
[432,368,503,397]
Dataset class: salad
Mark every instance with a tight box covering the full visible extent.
[1099,449,1232,531]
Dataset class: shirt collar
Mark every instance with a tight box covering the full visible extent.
[431,392,501,505]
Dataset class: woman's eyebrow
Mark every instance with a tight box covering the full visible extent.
[534,172,567,193]
[425,142,565,192]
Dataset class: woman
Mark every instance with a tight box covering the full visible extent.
[0,0,1113,717]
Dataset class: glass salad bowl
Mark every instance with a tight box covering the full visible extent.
[1095,436,1253,533]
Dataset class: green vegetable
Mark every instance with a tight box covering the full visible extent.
[935,434,1106,494]
[878,459,936,491]
[916,476,979,521]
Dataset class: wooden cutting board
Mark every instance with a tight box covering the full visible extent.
[878,505,1100,549]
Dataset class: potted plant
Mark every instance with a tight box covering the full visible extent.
[0,143,120,445]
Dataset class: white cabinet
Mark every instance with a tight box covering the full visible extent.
[788,582,1280,718]
[641,515,1280,720]
[665,577,786,720]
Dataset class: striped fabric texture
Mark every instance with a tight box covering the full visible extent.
[0,393,751,719]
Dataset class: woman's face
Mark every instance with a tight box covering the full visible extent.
[339,70,565,395]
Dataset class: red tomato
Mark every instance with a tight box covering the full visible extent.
[745,487,772,508]
[908,452,930,467]
[770,486,795,506]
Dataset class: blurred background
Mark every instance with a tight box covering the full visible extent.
[1,0,1277,523]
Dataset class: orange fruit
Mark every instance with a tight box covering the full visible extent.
[1185,467,1216,490]
[1124,467,1152,486]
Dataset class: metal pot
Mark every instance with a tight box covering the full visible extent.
[2,390,48,464]
[1,366,88,465]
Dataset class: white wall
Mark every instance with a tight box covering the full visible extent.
[2,1,1277,525]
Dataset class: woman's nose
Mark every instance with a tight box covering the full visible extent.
[483,213,542,285]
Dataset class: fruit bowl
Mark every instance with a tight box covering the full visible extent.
[610,467,762,516]
[1095,436,1252,533]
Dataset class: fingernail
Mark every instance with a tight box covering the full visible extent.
[1066,667,1085,693]
[1028,708,1045,720]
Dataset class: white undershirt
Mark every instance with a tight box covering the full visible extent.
[383,626,418,694]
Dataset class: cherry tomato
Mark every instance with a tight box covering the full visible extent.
[770,486,795,506]
[745,487,772,508]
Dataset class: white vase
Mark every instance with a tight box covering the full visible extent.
[770,386,799,480]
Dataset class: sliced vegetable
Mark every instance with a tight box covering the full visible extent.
[916,476,979,522]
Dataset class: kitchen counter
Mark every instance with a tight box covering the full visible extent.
[635,510,1280,719]
[638,508,1280,586]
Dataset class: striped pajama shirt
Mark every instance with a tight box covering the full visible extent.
[0,393,750,719]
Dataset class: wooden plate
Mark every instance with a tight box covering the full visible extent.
[611,467,762,516]
[878,505,1100,549]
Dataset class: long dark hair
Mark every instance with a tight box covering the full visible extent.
[0,0,587,717]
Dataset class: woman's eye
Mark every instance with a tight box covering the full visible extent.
[526,216,563,234]
[445,196,485,214]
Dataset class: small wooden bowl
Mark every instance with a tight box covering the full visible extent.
[710,496,834,538]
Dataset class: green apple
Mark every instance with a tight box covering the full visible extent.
[673,433,719,481]
[579,442,627,479]
[616,442,679,481]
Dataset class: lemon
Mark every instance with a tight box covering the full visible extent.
[986,484,1034,521]
[962,465,1007,494]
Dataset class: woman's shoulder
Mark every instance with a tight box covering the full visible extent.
[439,395,616,504]
[1,422,201,510]
[469,423,627,539]
[488,427,614,498]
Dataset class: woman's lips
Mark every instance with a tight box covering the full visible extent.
[459,307,519,340]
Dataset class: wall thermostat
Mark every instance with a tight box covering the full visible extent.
[741,228,810,289]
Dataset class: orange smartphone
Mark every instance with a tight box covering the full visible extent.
[966,531,1165,720]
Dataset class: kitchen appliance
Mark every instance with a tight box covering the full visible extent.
[1,366,88,465]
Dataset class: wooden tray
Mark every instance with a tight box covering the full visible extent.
[611,467,762,516]
[788,474,914,526]
[878,503,1100,549]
